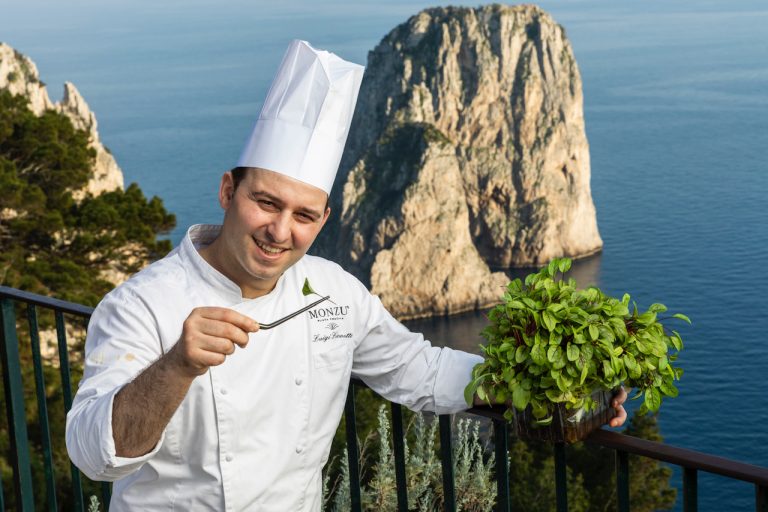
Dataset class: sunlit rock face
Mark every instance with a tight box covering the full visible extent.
[314,5,602,319]
[0,42,124,199]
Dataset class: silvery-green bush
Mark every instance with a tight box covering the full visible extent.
[326,406,496,512]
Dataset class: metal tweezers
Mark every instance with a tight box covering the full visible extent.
[257,295,330,330]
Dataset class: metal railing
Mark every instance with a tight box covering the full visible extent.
[343,380,768,512]
[0,285,111,511]
[2,285,767,511]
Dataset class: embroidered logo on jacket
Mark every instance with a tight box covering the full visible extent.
[310,305,352,342]
[308,305,350,319]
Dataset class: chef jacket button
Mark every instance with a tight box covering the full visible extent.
[220,388,228,395]
[295,446,303,454]
[295,377,303,385]
[225,454,233,462]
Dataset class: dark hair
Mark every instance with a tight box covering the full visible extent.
[230,166,249,189]
[229,167,330,210]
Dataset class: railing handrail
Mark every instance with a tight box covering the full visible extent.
[587,428,768,487]
[0,285,94,317]
[353,377,768,488]
[465,402,768,487]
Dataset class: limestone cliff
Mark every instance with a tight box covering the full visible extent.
[1,42,130,287]
[0,42,124,197]
[314,4,602,319]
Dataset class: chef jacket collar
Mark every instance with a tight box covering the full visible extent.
[181,224,287,305]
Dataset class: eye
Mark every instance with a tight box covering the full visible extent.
[295,212,315,223]
[256,199,279,211]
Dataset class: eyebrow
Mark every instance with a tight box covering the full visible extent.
[250,190,324,220]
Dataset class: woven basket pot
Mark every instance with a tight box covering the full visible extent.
[513,389,616,444]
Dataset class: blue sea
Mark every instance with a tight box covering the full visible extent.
[3,1,767,509]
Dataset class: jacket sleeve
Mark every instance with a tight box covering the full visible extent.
[65,290,167,481]
[348,277,483,415]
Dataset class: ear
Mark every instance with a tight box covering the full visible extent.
[319,206,331,230]
[219,171,235,210]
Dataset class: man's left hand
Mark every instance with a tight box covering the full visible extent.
[609,386,628,428]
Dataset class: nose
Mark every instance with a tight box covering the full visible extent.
[266,212,291,245]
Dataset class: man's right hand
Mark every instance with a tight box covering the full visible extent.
[168,307,260,378]
[113,307,259,457]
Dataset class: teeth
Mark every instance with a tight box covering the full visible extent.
[255,239,284,255]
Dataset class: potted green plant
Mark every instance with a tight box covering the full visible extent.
[465,258,689,443]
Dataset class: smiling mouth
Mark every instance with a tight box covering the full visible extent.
[254,238,288,255]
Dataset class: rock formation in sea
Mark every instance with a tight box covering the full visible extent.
[0,42,124,198]
[313,4,602,319]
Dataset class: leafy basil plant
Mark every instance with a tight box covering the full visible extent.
[465,258,689,425]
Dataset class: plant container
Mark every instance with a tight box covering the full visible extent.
[513,389,615,444]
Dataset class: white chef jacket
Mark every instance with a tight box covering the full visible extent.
[66,224,482,511]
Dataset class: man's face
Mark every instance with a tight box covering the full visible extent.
[213,168,330,297]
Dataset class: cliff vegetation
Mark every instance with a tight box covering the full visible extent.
[0,42,175,306]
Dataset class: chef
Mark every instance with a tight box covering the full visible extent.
[66,39,626,511]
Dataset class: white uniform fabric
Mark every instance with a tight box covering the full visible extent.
[66,224,482,511]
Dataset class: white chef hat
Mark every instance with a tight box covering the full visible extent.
[236,39,365,195]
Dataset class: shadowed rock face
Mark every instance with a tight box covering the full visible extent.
[314,4,602,319]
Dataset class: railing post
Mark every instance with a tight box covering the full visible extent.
[439,415,456,512]
[390,403,409,511]
[27,304,58,512]
[756,484,766,512]
[616,449,630,512]
[344,386,362,512]
[55,311,84,512]
[683,467,697,512]
[101,482,112,510]
[554,442,568,512]
[0,298,35,511]
[493,419,510,512]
